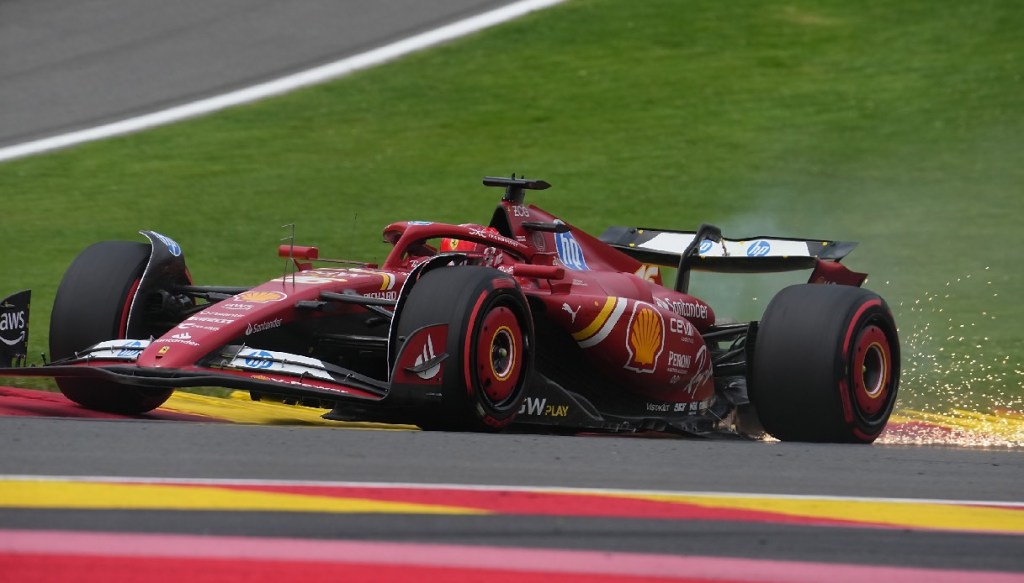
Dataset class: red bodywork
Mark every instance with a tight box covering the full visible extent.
[2,178,868,432]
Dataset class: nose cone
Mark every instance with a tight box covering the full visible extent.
[134,269,405,368]
[136,288,296,367]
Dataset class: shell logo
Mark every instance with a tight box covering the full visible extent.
[235,290,288,303]
[624,303,664,374]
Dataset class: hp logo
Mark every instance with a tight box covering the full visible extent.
[243,350,275,369]
[555,231,589,271]
[746,240,771,257]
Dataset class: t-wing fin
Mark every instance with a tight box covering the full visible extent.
[483,175,551,204]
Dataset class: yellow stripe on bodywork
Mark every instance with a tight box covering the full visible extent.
[571,297,618,341]
[0,480,486,515]
[618,492,1024,535]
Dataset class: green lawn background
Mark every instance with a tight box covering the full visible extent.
[2,0,1022,412]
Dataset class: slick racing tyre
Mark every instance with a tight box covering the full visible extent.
[749,284,899,443]
[396,266,534,431]
[49,241,173,414]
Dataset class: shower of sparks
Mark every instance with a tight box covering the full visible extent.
[875,268,1024,448]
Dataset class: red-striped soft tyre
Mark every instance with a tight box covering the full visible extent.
[396,266,534,431]
[749,284,900,443]
[49,241,174,414]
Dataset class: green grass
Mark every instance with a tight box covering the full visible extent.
[2,0,1022,412]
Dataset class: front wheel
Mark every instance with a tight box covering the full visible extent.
[749,284,900,443]
[49,241,174,414]
[395,266,534,431]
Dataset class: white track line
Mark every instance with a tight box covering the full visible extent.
[0,0,565,163]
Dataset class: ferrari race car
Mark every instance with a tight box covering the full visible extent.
[0,176,900,442]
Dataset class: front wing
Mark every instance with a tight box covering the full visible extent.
[1,339,389,408]
[2,340,737,436]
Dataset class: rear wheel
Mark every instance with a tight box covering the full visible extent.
[396,266,534,431]
[49,241,173,414]
[749,284,899,443]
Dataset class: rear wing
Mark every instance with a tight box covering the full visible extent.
[599,226,865,291]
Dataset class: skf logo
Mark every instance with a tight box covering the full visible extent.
[624,303,664,374]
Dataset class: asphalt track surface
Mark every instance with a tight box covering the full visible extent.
[0,0,522,148]
[2,390,1023,579]
[2,0,1023,579]
[4,412,1020,500]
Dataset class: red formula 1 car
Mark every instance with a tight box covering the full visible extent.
[0,177,900,442]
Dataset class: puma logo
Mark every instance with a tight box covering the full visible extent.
[562,303,580,323]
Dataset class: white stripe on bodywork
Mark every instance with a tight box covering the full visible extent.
[577,298,628,349]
